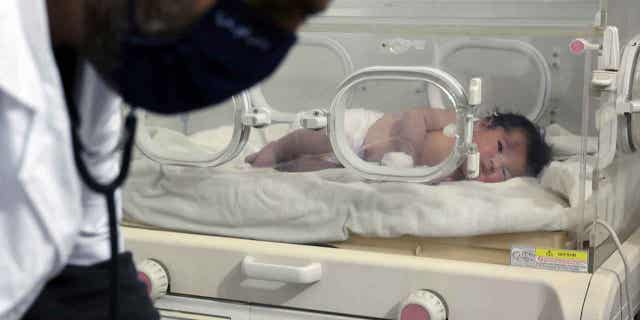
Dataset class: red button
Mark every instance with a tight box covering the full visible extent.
[570,40,585,55]
[400,303,431,320]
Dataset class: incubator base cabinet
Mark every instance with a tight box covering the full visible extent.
[124,226,640,320]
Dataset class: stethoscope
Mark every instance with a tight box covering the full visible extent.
[65,0,141,318]
[67,100,138,320]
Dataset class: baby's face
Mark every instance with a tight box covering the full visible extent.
[473,124,528,182]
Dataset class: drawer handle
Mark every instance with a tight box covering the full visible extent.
[241,256,322,284]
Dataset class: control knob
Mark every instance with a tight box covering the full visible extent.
[398,290,448,320]
[137,259,169,300]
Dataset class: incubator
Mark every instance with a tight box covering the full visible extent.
[122,0,640,319]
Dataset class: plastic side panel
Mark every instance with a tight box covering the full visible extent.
[607,0,640,45]
[592,154,640,269]
[582,227,640,320]
[124,227,590,320]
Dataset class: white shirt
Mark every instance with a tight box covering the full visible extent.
[0,1,124,319]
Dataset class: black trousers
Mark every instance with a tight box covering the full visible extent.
[22,252,159,320]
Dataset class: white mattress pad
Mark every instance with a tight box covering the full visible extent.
[123,125,592,243]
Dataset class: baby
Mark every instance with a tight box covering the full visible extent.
[245,108,551,182]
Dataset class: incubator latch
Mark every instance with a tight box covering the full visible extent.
[466,144,480,179]
[601,26,620,71]
[298,109,329,130]
[242,107,298,128]
[465,78,481,179]
[242,107,271,128]
[468,78,482,106]
[592,70,617,90]
[242,107,328,130]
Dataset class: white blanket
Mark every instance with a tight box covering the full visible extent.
[544,123,597,160]
[124,126,577,243]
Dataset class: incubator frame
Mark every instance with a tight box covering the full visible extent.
[132,34,484,183]
[327,66,480,183]
[616,34,640,153]
[133,34,354,168]
[133,93,252,167]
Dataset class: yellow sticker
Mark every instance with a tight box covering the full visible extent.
[535,248,588,262]
[511,247,589,273]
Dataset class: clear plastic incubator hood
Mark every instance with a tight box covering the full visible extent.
[122,0,640,319]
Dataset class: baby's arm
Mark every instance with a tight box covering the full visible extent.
[245,129,333,167]
[396,107,456,133]
[387,108,456,162]
[360,107,456,163]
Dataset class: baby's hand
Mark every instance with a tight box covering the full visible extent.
[245,142,279,167]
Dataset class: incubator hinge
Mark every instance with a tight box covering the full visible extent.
[466,143,480,179]
[242,107,328,130]
[242,107,272,128]
[298,109,328,130]
[464,78,482,179]
[241,107,297,128]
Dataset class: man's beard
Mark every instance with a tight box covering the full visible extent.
[80,0,200,79]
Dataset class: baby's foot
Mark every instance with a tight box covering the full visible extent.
[245,152,259,164]
[245,143,279,167]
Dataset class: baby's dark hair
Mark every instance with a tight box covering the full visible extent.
[484,112,552,177]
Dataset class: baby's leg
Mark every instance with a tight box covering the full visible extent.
[245,128,333,167]
[359,113,397,161]
[245,141,280,167]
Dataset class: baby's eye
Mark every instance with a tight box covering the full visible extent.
[497,141,504,153]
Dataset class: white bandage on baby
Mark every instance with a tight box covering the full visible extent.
[380,152,415,168]
[442,123,457,138]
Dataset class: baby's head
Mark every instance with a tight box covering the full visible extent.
[473,112,551,182]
